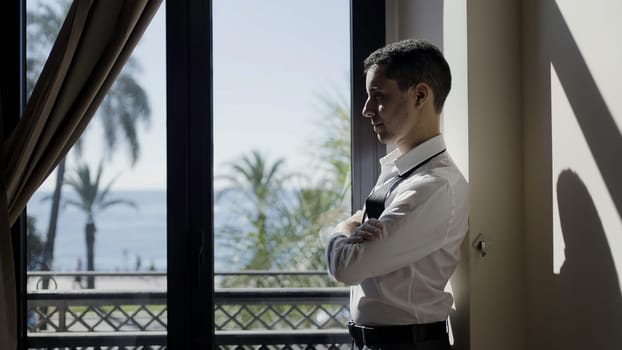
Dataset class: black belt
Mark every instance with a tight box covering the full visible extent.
[347,320,448,346]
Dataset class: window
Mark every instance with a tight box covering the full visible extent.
[212,0,351,276]
[25,1,167,348]
[11,0,385,348]
[166,0,385,348]
[212,1,351,346]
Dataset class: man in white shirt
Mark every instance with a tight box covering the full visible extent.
[325,39,469,350]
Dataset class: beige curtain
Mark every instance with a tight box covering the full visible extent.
[0,0,162,348]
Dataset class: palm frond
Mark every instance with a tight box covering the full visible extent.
[95,56,151,165]
[97,170,123,204]
[63,162,136,220]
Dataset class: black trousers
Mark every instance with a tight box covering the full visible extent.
[354,337,450,350]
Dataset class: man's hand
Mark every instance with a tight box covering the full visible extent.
[334,210,383,244]
[335,210,364,235]
[347,218,383,243]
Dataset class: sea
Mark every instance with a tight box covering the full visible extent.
[27,190,235,272]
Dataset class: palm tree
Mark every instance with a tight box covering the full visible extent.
[26,1,151,273]
[216,92,352,287]
[26,217,46,271]
[63,162,137,288]
[26,2,65,99]
[280,188,346,271]
[276,92,352,273]
[216,150,290,273]
[312,92,351,194]
[27,0,70,279]
[83,58,151,163]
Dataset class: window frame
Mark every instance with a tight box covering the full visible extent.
[167,0,214,348]
[3,0,27,348]
[167,0,385,347]
[10,0,385,348]
[351,0,386,210]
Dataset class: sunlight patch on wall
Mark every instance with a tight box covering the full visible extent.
[442,0,468,181]
[554,0,622,131]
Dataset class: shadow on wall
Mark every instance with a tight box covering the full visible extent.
[539,0,622,347]
[553,170,622,348]
[545,0,622,216]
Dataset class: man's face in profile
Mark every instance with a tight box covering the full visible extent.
[362,65,418,145]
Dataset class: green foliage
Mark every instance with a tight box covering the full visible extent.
[27,216,46,270]
[216,91,351,288]
[26,1,70,99]
[276,91,352,276]
[216,151,290,272]
[312,92,352,190]
[280,188,349,271]
[26,0,151,162]
[95,58,152,164]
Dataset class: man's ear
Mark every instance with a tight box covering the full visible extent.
[411,83,431,109]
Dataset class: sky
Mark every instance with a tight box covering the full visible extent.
[37,0,351,191]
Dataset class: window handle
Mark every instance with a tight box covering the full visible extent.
[195,231,205,288]
[472,233,488,257]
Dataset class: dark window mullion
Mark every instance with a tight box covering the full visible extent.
[351,0,386,210]
[166,0,213,348]
[168,0,386,348]
[1,0,27,348]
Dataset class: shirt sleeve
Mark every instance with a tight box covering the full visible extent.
[325,177,452,285]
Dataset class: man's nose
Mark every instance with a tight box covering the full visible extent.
[362,97,375,118]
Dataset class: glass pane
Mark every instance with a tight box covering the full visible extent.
[25,1,167,348]
[212,0,351,348]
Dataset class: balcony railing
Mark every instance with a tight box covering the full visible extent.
[26,271,352,350]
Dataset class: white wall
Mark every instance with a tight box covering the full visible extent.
[387,0,622,348]
[466,0,526,349]
[385,0,468,168]
[523,0,622,348]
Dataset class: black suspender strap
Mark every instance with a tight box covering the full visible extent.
[364,149,446,220]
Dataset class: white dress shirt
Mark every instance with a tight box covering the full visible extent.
[326,135,469,325]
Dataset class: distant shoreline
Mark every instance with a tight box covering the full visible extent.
[27,189,237,272]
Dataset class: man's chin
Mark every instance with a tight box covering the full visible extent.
[376,134,391,144]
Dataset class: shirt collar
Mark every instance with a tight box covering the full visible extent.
[379,134,446,176]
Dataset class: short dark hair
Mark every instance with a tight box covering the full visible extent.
[364,39,451,112]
